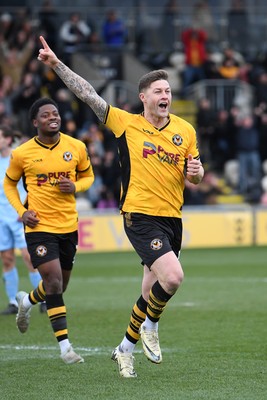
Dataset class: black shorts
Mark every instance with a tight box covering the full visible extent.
[123,212,182,268]
[25,231,78,270]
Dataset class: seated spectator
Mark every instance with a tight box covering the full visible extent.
[218,47,241,79]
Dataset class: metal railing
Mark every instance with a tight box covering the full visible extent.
[186,79,255,113]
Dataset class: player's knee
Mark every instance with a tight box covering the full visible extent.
[166,269,184,292]
[2,256,15,270]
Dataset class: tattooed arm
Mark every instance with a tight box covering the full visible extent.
[37,36,107,122]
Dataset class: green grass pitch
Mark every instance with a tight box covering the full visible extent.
[0,246,266,400]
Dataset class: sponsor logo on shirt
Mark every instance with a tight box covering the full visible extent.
[143,141,180,165]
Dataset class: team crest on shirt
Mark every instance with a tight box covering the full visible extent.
[150,239,163,250]
[172,134,183,146]
[36,245,47,257]
[63,151,73,161]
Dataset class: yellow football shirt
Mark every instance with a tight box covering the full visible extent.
[104,105,200,218]
[4,133,94,233]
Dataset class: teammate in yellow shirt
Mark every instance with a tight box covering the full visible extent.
[4,97,94,364]
[37,36,204,377]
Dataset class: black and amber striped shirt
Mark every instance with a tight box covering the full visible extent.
[104,105,200,218]
[4,133,94,233]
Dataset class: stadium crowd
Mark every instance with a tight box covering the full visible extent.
[1,1,267,207]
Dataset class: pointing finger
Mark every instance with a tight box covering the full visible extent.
[39,35,49,49]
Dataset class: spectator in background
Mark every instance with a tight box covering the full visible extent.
[0,101,12,126]
[12,72,42,135]
[191,0,217,46]
[256,111,267,163]
[0,36,35,89]
[218,47,241,80]
[64,119,78,137]
[196,97,216,166]
[161,0,180,54]
[203,49,221,79]
[79,122,105,157]
[97,188,118,209]
[54,88,79,133]
[181,27,207,96]
[83,138,105,208]
[0,12,14,45]
[184,168,223,205]
[86,147,104,208]
[38,0,59,51]
[254,71,267,108]
[0,125,44,315]
[101,149,120,208]
[227,0,249,55]
[25,58,44,87]
[212,109,233,171]
[0,74,14,122]
[102,9,127,48]
[9,7,33,40]
[235,114,262,201]
[40,64,65,98]
[59,12,92,65]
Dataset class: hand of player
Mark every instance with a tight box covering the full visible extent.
[37,35,60,67]
[58,175,76,193]
[186,154,202,176]
[22,210,40,228]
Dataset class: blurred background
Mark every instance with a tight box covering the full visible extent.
[1,0,267,237]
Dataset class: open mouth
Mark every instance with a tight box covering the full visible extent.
[159,102,168,109]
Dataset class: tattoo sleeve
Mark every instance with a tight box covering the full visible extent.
[54,62,107,122]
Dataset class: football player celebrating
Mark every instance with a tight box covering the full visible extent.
[4,97,94,364]
[37,36,204,377]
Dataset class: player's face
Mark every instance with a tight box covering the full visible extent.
[34,104,61,136]
[140,80,172,119]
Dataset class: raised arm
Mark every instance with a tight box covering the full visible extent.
[37,36,107,122]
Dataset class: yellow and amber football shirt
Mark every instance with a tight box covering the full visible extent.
[104,105,200,218]
[4,133,94,233]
